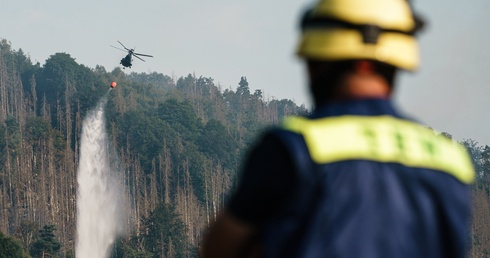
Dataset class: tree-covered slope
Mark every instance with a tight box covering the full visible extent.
[0,39,308,257]
[1,39,489,257]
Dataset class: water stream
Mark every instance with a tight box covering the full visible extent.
[76,92,125,258]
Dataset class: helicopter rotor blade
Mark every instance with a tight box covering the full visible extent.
[117,40,130,51]
[132,54,146,62]
[133,52,153,58]
[110,45,127,52]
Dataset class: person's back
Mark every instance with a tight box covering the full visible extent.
[258,99,473,258]
[200,0,475,257]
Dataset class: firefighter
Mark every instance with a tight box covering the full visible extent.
[201,0,475,257]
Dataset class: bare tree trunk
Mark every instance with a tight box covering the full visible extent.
[149,160,158,212]
[160,142,171,205]
[470,188,490,257]
[29,75,37,114]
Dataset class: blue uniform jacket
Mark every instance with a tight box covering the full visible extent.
[228,99,474,258]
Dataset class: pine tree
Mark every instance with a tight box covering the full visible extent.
[29,225,61,258]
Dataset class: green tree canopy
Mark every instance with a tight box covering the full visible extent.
[29,225,61,258]
[0,230,31,258]
[144,203,191,258]
[198,119,238,170]
[237,76,250,96]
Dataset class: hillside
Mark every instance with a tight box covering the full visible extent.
[0,39,308,257]
[0,39,489,257]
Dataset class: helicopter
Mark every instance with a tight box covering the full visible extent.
[110,41,153,69]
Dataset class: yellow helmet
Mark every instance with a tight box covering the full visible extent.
[297,0,425,71]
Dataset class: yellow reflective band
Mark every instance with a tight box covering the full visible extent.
[282,115,475,184]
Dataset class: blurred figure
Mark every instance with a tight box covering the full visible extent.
[201,0,475,257]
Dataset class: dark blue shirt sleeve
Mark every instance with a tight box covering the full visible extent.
[227,131,296,226]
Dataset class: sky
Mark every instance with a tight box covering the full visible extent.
[1,0,490,146]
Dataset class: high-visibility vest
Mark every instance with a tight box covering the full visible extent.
[282,115,474,184]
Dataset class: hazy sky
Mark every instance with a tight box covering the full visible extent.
[1,1,490,145]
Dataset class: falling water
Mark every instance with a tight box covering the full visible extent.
[76,92,125,258]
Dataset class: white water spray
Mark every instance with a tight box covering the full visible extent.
[76,92,125,258]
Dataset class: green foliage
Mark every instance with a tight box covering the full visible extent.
[29,225,61,258]
[119,109,166,170]
[0,39,12,52]
[144,203,191,258]
[127,71,174,88]
[176,74,195,93]
[24,117,51,143]
[1,41,309,257]
[0,230,31,258]
[64,249,74,258]
[198,119,239,170]
[157,99,202,141]
[112,237,153,258]
[37,53,78,105]
[236,76,250,96]
[13,221,39,255]
[5,116,22,159]
[461,139,484,179]
[36,52,105,129]
[0,40,39,79]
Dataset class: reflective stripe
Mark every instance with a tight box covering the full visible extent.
[282,115,475,184]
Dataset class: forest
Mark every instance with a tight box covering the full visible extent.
[0,38,489,258]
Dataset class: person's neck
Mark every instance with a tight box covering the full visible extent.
[335,73,391,100]
[313,74,392,107]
